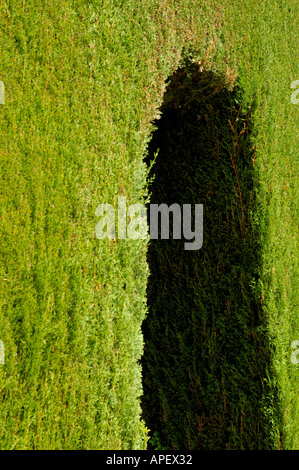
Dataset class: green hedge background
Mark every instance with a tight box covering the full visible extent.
[0,0,298,449]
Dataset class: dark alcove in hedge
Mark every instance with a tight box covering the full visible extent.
[141,63,280,450]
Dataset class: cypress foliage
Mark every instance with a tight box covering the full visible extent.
[0,0,297,450]
[142,65,281,450]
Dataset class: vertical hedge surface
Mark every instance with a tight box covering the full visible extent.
[0,0,297,449]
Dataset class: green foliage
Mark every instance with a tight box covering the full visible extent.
[142,64,280,449]
[149,431,168,450]
[0,0,297,450]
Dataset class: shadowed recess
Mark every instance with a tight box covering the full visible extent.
[141,63,282,450]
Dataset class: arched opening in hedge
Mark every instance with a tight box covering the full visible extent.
[141,63,277,450]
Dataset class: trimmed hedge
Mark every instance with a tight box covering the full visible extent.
[0,0,297,449]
